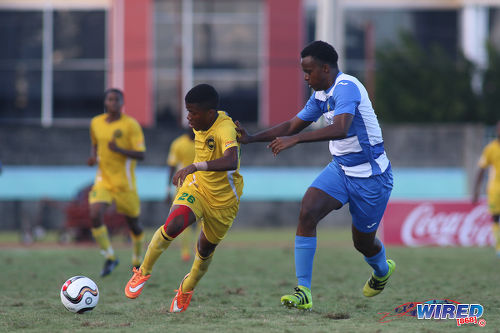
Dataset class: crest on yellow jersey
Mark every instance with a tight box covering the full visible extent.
[206,136,215,151]
[113,129,123,139]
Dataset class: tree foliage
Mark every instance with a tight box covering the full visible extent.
[481,44,500,124]
[374,33,499,124]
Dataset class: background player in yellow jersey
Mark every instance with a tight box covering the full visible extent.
[166,128,201,262]
[473,120,500,256]
[87,88,146,276]
[125,84,243,313]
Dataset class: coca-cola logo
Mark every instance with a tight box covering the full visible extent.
[400,203,493,247]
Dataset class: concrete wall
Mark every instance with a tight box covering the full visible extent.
[0,123,487,231]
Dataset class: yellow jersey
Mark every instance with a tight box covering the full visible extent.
[167,133,195,169]
[478,139,500,193]
[90,113,146,192]
[188,111,243,208]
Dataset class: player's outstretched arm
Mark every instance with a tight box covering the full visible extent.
[173,147,238,186]
[472,168,486,203]
[269,113,353,155]
[108,140,145,160]
[235,117,311,144]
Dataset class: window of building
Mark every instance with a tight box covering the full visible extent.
[0,11,43,122]
[0,7,106,125]
[52,10,106,121]
[154,0,262,125]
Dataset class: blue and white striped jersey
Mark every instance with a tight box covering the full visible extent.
[297,72,390,178]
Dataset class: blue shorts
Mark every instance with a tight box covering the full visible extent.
[310,160,393,233]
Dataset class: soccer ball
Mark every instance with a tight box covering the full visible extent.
[60,276,99,313]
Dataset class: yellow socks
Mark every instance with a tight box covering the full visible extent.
[492,223,500,252]
[140,226,173,275]
[130,231,144,267]
[181,250,214,292]
[91,225,115,260]
[180,227,193,260]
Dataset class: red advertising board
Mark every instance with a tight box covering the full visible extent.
[381,200,494,247]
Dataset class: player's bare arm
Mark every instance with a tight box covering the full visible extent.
[235,116,311,144]
[173,146,238,186]
[108,140,145,160]
[87,144,97,166]
[472,167,487,203]
[269,113,353,155]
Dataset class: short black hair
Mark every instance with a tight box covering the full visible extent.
[104,88,124,102]
[185,84,219,110]
[300,41,338,68]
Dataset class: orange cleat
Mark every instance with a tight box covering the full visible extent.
[170,274,194,313]
[125,267,151,299]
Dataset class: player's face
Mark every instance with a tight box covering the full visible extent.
[301,56,330,91]
[186,103,214,131]
[104,92,123,114]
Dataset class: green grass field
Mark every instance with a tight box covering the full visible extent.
[1,227,499,333]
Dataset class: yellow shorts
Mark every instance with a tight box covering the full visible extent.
[172,183,239,244]
[488,188,500,215]
[88,185,140,218]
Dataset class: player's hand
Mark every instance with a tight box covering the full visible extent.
[108,140,120,152]
[268,136,298,156]
[173,164,197,187]
[87,156,97,166]
[235,120,252,144]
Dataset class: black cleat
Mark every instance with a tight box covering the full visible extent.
[101,258,119,277]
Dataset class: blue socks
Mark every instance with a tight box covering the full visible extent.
[364,243,389,277]
[295,235,317,289]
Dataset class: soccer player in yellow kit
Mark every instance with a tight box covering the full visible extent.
[125,84,243,313]
[88,88,146,276]
[166,129,201,262]
[473,120,500,256]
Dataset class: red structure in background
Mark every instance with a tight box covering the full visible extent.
[263,0,304,126]
[381,200,494,247]
[64,184,126,242]
[108,0,304,128]
[108,0,153,127]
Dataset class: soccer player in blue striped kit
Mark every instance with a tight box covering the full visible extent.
[236,40,395,310]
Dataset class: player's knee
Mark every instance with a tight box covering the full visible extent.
[126,217,142,235]
[164,216,184,238]
[89,212,103,228]
[163,205,193,238]
[197,244,216,258]
[89,204,105,223]
[298,207,319,230]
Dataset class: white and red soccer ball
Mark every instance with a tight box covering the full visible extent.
[60,276,99,313]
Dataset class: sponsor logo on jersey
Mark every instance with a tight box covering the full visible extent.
[224,140,236,148]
